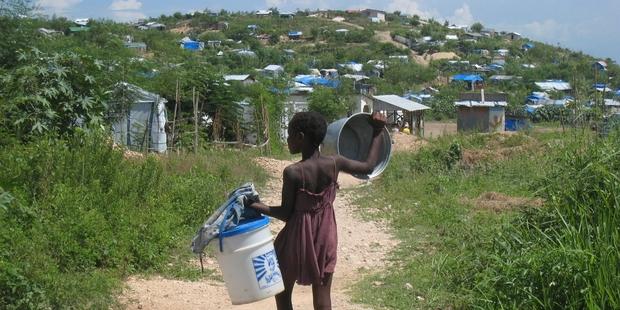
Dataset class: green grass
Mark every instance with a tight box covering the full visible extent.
[350,131,577,309]
[0,133,267,309]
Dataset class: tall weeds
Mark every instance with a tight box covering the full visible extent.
[460,134,620,309]
[0,133,266,308]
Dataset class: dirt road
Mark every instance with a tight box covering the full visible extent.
[372,31,428,66]
[120,157,398,309]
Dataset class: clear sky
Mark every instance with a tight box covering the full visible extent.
[37,0,620,62]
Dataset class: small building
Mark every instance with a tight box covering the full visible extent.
[283,49,295,58]
[372,95,430,136]
[288,31,303,40]
[362,9,386,22]
[594,60,608,71]
[224,74,256,85]
[256,10,272,17]
[280,12,295,19]
[145,22,166,30]
[455,91,507,133]
[445,34,459,41]
[74,18,89,26]
[263,65,284,77]
[504,32,522,40]
[338,61,364,73]
[179,37,203,50]
[247,24,258,32]
[206,40,221,48]
[535,80,572,93]
[109,83,168,153]
[124,42,147,52]
[332,16,346,22]
[522,42,535,51]
[496,49,509,57]
[234,49,257,57]
[489,75,522,83]
[481,28,496,37]
[38,28,63,36]
[68,26,90,33]
[604,99,620,113]
[452,74,484,91]
[463,32,483,40]
[335,28,349,34]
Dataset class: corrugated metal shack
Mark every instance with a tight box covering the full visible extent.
[455,91,507,133]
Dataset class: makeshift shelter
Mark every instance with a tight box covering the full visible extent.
[372,95,430,136]
[452,74,484,90]
[110,83,168,153]
[535,80,571,92]
[288,31,303,40]
[263,64,284,77]
[455,91,507,133]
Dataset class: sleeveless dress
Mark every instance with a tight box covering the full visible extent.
[273,159,338,286]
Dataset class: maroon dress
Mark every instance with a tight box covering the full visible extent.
[274,159,338,286]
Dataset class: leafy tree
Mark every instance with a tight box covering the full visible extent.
[0,49,112,140]
[470,22,483,33]
[308,87,347,122]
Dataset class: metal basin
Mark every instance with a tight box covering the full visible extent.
[322,113,391,179]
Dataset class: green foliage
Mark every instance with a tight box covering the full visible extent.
[0,132,267,308]
[0,49,112,141]
[470,22,483,33]
[456,135,620,309]
[308,87,348,122]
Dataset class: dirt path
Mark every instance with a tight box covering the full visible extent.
[373,31,428,66]
[120,157,398,309]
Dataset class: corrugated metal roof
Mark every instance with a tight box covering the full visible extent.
[224,75,251,81]
[456,92,508,107]
[535,80,571,91]
[373,95,430,112]
[264,65,284,71]
[455,101,507,107]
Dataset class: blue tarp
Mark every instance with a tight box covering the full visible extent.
[487,64,503,71]
[616,90,620,97]
[294,76,340,88]
[522,43,535,50]
[452,74,483,82]
[288,31,302,36]
[182,41,201,50]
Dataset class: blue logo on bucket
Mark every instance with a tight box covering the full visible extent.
[252,249,282,289]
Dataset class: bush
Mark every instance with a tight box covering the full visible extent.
[0,132,266,308]
[456,135,620,308]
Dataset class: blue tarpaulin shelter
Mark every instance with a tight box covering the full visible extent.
[452,74,483,82]
[182,40,203,50]
[522,43,535,50]
[294,75,340,88]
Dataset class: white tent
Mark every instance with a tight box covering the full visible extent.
[110,83,168,153]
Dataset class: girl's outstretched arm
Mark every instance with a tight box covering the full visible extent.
[248,165,298,222]
[337,112,387,175]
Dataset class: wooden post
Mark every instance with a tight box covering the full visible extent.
[171,79,179,150]
[193,87,198,154]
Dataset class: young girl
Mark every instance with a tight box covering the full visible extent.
[249,111,387,310]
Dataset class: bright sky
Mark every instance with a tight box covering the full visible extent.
[37,0,620,62]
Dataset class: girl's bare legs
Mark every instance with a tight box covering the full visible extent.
[312,273,333,310]
[276,277,296,310]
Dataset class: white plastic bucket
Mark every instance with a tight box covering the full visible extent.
[322,113,392,179]
[214,216,284,305]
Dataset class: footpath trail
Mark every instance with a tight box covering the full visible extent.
[120,157,399,310]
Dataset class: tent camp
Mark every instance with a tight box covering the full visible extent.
[109,83,168,153]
